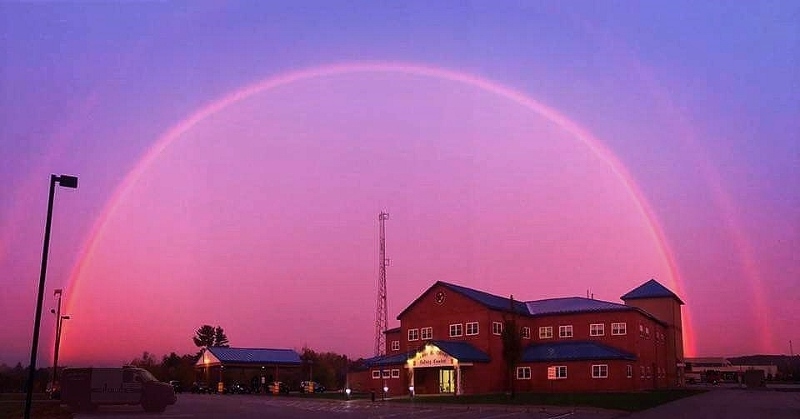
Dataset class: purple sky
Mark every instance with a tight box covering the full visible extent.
[1,1,797,367]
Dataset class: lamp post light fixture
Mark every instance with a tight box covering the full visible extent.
[24,174,78,419]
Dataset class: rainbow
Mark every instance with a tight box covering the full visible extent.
[64,61,694,354]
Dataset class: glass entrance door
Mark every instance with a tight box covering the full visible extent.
[439,369,454,393]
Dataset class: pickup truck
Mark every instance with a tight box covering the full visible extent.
[61,366,176,413]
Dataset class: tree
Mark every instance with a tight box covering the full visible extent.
[214,326,229,347]
[193,325,229,348]
[501,295,523,398]
[193,325,216,348]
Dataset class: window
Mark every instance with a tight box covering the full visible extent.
[646,366,651,378]
[639,324,644,337]
[611,322,627,335]
[555,366,567,379]
[645,326,650,339]
[382,369,391,379]
[640,366,645,379]
[421,327,433,340]
[408,328,419,341]
[626,365,633,378]
[372,370,381,379]
[391,369,400,378]
[466,322,479,336]
[592,364,608,378]
[449,324,463,337]
[391,340,400,351]
[590,323,605,336]
[492,321,503,335]
[558,325,573,338]
[521,326,531,339]
[539,326,553,339]
[516,366,531,379]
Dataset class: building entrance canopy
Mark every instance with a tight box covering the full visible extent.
[406,341,490,395]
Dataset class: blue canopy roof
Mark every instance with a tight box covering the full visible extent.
[522,341,637,362]
[362,351,414,367]
[525,297,631,315]
[361,340,491,368]
[620,279,684,304]
[430,340,490,363]
[206,347,302,365]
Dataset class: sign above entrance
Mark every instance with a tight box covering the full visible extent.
[409,344,457,368]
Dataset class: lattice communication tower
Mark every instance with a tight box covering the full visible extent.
[374,211,389,356]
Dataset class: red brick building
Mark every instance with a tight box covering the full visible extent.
[348,279,684,396]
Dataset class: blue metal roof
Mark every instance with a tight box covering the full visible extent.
[430,340,491,363]
[525,297,632,315]
[362,351,414,367]
[620,279,684,304]
[439,282,529,314]
[522,341,637,362]
[206,347,302,365]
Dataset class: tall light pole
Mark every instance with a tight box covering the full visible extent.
[24,174,78,419]
[49,288,63,395]
[49,288,70,397]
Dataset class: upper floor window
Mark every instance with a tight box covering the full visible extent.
[408,328,419,341]
[421,327,433,340]
[558,325,573,338]
[554,365,567,379]
[391,369,400,378]
[591,364,608,378]
[391,340,400,351]
[611,322,627,335]
[521,326,531,339]
[516,366,531,379]
[449,324,463,337]
[626,365,633,378]
[589,323,605,336]
[466,322,479,336]
[539,326,553,339]
[492,322,503,335]
[639,324,645,337]
[372,370,381,379]
[645,326,650,339]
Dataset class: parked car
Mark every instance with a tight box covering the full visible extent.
[191,382,214,394]
[169,380,183,393]
[300,381,326,393]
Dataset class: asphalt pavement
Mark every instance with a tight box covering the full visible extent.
[72,387,800,419]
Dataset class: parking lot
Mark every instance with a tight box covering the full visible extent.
[72,388,800,419]
[73,393,621,419]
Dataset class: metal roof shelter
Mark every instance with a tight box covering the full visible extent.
[194,347,301,393]
[195,347,302,368]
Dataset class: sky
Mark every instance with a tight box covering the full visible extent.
[1,1,797,367]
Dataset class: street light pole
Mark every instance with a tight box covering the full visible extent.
[51,310,70,396]
[24,174,77,419]
[49,289,63,395]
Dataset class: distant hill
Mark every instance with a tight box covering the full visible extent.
[728,355,800,379]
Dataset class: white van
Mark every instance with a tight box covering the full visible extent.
[61,366,177,413]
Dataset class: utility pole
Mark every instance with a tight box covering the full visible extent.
[374,212,389,356]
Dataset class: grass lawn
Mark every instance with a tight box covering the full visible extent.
[394,389,706,412]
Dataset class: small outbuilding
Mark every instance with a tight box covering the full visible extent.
[195,347,302,393]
